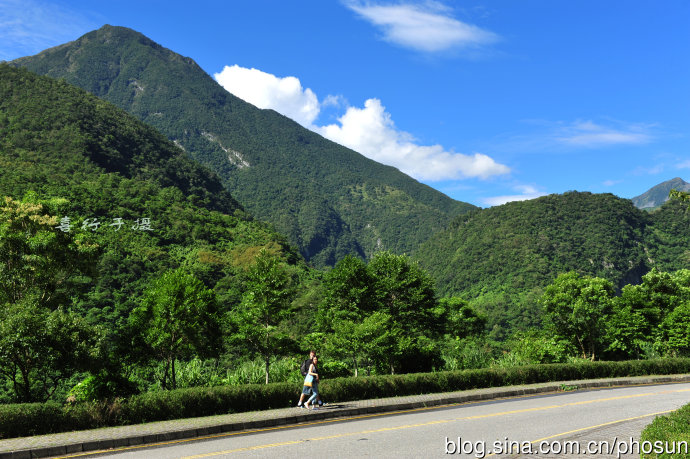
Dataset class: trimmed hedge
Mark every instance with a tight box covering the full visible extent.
[640,402,690,459]
[2,358,690,439]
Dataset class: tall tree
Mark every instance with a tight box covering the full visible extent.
[230,249,295,384]
[130,269,221,389]
[320,255,373,323]
[320,251,445,374]
[0,195,101,401]
[0,299,103,402]
[659,302,690,356]
[541,272,614,360]
[607,268,690,358]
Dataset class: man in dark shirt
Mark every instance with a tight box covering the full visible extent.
[297,350,323,408]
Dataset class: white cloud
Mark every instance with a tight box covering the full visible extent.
[482,185,546,206]
[556,120,652,147]
[214,65,510,182]
[344,1,498,53]
[317,99,509,181]
[0,0,97,60]
[602,179,622,187]
[214,65,320,128]
[677,160,690,169]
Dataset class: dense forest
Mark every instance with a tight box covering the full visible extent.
[0,65,313,402]
[414,192,690,338]
[10,24,475,267]
[3,60,690,410]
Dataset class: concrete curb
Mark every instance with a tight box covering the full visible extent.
[2,374,689,458]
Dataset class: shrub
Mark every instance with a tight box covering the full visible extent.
[2,358,690,439]
[641,402,690,458]
[0,402,66,438]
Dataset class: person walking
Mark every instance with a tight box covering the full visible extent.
[304,355,320,410]
[297,350,315,408]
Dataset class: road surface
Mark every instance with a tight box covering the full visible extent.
[65,381,690,459]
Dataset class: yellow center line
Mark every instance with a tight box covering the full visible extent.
[52,384,688,458]
[531,410,674,444]
[179,389,683,459]
[54,394,540,458]
[485,410,675,456]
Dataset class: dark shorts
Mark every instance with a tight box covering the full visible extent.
[302,385,313,395]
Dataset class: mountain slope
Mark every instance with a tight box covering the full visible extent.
[414,190,690,336]
[11,25,476,267]
[645,198,690,270]
[632,177,690,210]
[414,192,658,335]
[0,64,303,327]
[416,192,653,296]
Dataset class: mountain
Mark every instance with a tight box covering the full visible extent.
[0,64,304,327]
[631,177,690,210]
[413,191,690,337]
[11,25,476,267]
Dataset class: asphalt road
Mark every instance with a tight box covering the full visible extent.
[70,382,690,459]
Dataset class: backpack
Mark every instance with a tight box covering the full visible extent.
[300,358,311,377]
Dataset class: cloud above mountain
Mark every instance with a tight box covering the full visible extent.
[317,98,509,181]
[482,185,547,206]
[214,65,320,128]
[214,65,510,182]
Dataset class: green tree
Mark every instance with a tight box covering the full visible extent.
[368,251,444,373]
[0,296,103,402]
[229,249,295,384]
[0,195,96,308]
[628,268,686,327]
[541,272,614,360]
[659,302,690,356]
[326,312,402,377]
[0,195,101,402]
[669,189,690,203]
[604,303,648,359]
[320,255,374,323]
[439,297,486,339]
[605,268,690,358]
[368,251,441,334]
[130,269,221,390]
[320,251,444,374]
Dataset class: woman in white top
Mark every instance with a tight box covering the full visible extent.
[304,356,320,410]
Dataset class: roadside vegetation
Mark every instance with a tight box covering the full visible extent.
[3,64,690,440]
[640,401,690,459]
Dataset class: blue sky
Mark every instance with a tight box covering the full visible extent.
[1,0,688,207]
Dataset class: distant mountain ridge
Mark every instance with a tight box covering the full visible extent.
[632,177,690,210]
[414,191,690,336]
[11,25,476,267]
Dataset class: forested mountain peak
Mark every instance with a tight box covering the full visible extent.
[414,191,690,337]
[11,25,476,267]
